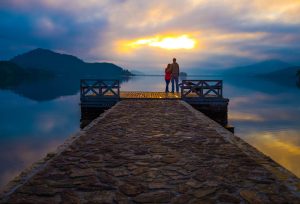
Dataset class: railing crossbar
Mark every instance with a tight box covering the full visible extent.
[181,80,223,99]
[80,79,120,98]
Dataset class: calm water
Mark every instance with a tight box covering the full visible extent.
[0,75,299,188]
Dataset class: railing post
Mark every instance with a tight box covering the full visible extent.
[181,80,185,99]
[201,80,204,97]
[220,80,223,97]
[117,80,120,97]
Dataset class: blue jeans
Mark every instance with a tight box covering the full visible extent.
[171,76,179,92]
[165,79,170,92]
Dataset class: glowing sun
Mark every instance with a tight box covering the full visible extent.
[123,35,196,50]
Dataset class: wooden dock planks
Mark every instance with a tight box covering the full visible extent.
[120,91,181,99]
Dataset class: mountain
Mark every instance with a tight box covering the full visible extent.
[11,48,132,77]
[221,60,292,76]
[259,66,299,78]
[0,61,28,76]
[0,48,132,101]
[0,61,53,89]
[0,60,131,101]
[257,66,300,87]
[0,60,53,77]
[130,70,145,75]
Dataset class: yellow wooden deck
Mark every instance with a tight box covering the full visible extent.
[83,91,219,100]
[120,91,181,99]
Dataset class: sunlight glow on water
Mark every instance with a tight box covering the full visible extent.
[241,130,300,177]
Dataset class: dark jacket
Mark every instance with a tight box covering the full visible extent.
[171,62,179,77]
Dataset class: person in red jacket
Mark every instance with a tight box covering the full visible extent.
[165,64,171,92]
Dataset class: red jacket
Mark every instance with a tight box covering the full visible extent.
[165,69,171,80]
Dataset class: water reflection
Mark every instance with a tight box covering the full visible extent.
[0,137,64,188]
[0,76,130,101]
[0,74,299,189]
[229,111,264,122]
[226,76,300,177]
[0,92,80,188]
[243,130,300,177]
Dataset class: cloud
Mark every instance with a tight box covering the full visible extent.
[0,0,300,70]
[0,1,108,59]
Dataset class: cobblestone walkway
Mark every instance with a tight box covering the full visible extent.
[1,100,299,203]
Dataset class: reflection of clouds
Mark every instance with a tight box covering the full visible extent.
[243,130,300,177]
[230,93,275,107]
[36,95,79,133]
[0,93,80,137]
[235,107,299,123]
[37,114,57,132]
[229,111,264,122]
[229,89,300,123]
[230,109,300,123]
[0,138,63,188]
[230,96,251,107]
[0,169,21,191]
[0,92,80,188]
[56,93,80,102]
[261,109,299,121]
[224,77,300,177]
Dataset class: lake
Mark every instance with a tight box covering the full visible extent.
[0,75,299,188]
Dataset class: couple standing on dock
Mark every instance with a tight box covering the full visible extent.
[165,58,180,93]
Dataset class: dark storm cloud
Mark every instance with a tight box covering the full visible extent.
[0,2,108,60]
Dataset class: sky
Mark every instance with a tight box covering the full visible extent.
[1,0,300,72]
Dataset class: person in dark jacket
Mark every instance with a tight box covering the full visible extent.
[171,58,180,93]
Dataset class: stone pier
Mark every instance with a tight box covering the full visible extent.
[1,100,299,203]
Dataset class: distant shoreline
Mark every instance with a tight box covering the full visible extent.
[131,74,224,77]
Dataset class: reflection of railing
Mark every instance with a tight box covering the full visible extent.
[80,79,120,98]
[181,80,223,98]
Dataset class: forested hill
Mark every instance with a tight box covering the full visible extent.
[11,48,132,77]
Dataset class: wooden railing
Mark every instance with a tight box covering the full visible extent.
[181,80,223,98]
[80,79,120,98]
